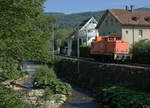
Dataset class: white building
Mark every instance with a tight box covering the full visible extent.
[66,17,99,56]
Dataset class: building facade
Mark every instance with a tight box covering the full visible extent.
[96,6,150,45]
[67,17,99,56]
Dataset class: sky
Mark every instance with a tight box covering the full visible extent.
[44,0,150,14]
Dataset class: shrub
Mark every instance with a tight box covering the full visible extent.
[33,66,57,88]
[80,45,90,57]
[0,84,24,108]
[33,66,72,96]
[53,80,72,96]
[132,39,150,63]
[97,84,150,108]
[40,87,54,101]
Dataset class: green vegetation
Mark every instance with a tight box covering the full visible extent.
[80,45,90,57]
[40,87,54,101]
[54,28,73,52]
[0,84,24,108]
[0,0,55,79]
[0,0,56,107]
[97,84,150,108]
[33,66,72,96]
[132,39,150,64]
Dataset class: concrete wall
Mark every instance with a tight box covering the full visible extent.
[98,13,122,36]
[122,26,150,45]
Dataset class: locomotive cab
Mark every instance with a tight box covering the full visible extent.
[103,35,122,41]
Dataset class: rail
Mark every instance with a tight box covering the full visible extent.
[55,55,150,69]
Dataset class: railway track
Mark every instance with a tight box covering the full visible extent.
[56,55,150,69]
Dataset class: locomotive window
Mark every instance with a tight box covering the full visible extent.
[109,37,114,40]
[116,37,121,40]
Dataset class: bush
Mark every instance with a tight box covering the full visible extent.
[54,80,72,96]
[40,87,54,101]
[97,84,150,108]
[0,84,24,108]
[80,45,90,57]
[132,39,150,63]
[33,66,72,96]
[33,66,57,88]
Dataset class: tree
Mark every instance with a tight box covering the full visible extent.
[0,0,55,79]
[54,28,73,50]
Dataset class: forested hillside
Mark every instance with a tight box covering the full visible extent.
[46,8,150,29]
[46,11,105,29]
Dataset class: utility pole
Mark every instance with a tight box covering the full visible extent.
[86,29,88,45]
[52,24,55,59]
[77,28,80,73]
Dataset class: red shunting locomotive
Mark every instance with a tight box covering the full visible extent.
[90,35,131,61]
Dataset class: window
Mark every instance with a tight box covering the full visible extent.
[88,30,91,32]
[139,30,143,38]
[109,37,114,40]
[126,30,128,34]
[83,38,86,43]
[116,37,121,40]
[113,31,116,35]
[145,17,150,22]
[132,17,139,21]
[105,20,108,24]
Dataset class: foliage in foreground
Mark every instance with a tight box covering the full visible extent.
[97,84,150,108]
[33,66,72,96]
[0,0,54,79]
[0,84,24,108]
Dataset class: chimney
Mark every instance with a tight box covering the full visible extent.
[125,5,129,11]
[130,5,134,12]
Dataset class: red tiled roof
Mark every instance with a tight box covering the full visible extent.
[96,9,150,28]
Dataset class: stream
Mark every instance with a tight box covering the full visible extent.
[22,64,101,108]
[62,83,100,108]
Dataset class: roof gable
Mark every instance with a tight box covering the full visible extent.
[67,17,98,39]
[78,17,98,31]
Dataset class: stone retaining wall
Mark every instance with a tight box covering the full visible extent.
[55,58,150,91]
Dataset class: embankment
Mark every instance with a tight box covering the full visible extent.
[55,58,150,92]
